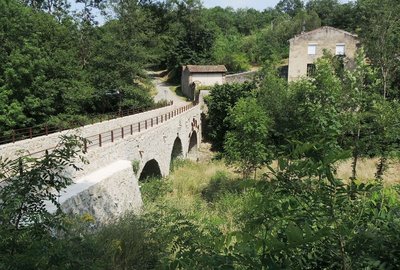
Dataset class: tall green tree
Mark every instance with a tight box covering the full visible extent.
[0,0,91,132]
[341,49,380,180]
[211,34,250,72]
[224,97,272,178]
[205,82,255,151]
[357,0,400,99]
[371,99,400,179]
[276,0,304,17]
[88,0,155,112]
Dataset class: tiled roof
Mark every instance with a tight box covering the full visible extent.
[186,65,227,73]
[289,26,358,41]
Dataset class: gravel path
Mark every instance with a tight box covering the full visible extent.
[148,71,187,105]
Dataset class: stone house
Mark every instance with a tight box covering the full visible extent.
[287,26,359,82]
[181,65,227,100]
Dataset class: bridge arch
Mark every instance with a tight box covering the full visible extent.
[171,137,183,164]
[139,159,162,181]
[171,137,183,159]
[188,131,198,157]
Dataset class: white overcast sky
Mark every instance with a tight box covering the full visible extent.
[201,0,351,10]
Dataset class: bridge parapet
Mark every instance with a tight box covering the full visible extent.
[0,102,194,161]
[0,102,173,145]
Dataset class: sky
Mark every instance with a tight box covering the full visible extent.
[201,0,350,10]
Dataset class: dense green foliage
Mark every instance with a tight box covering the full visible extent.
[1,0,400,269]
[0,136,86,269]
[207,51,400,180]
[2,0,399,134]
[205,82,255,151]
[3,158,399,269]
[0,0,155,135]
[224,97,272,177]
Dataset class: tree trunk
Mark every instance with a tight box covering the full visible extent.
[351,128,361,181]
[351,151,358,181]
[382,67,388,99]
[376,155,387,180]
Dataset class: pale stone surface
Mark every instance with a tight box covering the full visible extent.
[288,26,359,82]
[198,90,210,114]
[3,104,202,223]
[60,160,142,224]
[60,105,200,223]
[225,71,256,84]
[0,103,189,160]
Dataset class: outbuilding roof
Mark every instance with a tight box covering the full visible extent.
[186,65,227,73]
[289,26,358,42]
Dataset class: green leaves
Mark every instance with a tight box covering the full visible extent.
[0,135,87,268]
[0,0,156,135]
[211,34,251,73]
[224,97,272,178]
[205,82,255,151]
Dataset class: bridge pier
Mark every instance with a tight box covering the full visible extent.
[59,160,142,224]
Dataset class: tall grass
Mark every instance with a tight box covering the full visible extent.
[335,158,400,185]
[166,159,234,198]
[31,159,400,269]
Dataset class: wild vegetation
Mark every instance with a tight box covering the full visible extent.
[1,0,400,269]
[3,0,400,134]
[2,155,399,269]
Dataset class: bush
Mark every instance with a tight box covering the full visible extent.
[140,178,172,203]
[131,160,140,175]
[201,171,245,202]
[205,82,255,151]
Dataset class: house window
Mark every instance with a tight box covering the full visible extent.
[336,44,345,55]
[308,44,317,55]
[307,64,316,77]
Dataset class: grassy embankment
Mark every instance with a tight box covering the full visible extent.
[68,145,399,269]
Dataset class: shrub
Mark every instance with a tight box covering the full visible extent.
[140,178,172,203]
[131,160,140,175]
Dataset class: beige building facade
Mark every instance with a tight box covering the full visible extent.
[181,65,227,100]
[288,26,359,82]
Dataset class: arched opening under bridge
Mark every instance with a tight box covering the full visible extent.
[188,131,198,159]
[139,159,162,181]
[170,137,183,171]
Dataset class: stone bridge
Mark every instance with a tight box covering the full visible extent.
[0,102,201,223]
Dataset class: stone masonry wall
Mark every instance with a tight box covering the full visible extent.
[60,161,142,224]
[225,71,257,84]
[1,103,202,224]
[0,103,184,160]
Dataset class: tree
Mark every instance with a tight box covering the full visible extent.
[341,49,380,180]
[256,61,290,154]
[211,34,250,72]
[370,99,400,179]
[272,56,347,180]
[205,82,255,151]
[306,0,339,25]
[0,135,87,268]
[87,3,155,113]
[0,0,92,132]
[224,98,271,178]
[276,0,304,17]
[357,0,400,99]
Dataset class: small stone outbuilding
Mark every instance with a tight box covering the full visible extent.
[181,65,227,100]
[288,26,359,82]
